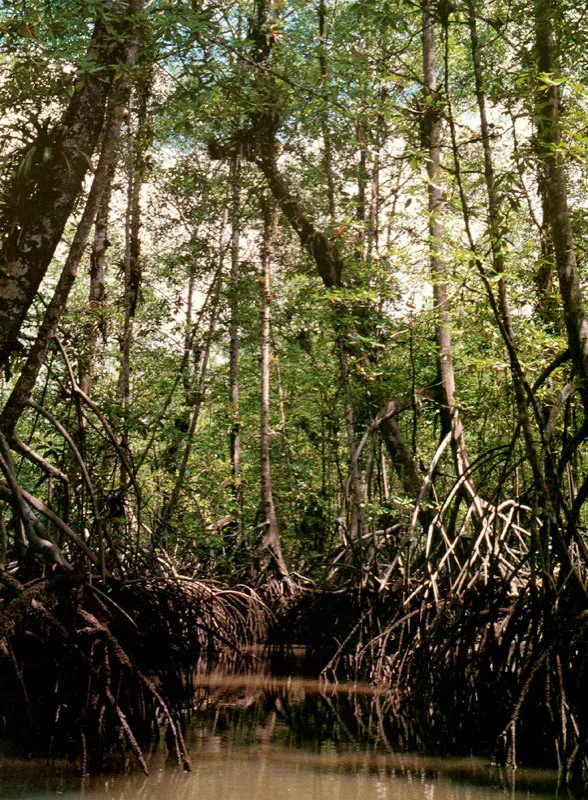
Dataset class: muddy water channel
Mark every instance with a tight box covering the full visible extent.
[0,675,561,800]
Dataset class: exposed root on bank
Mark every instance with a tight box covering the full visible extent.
[265,447,588,789]
[0,566,266,774]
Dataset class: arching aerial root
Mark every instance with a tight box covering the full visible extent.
[0,568,266,774]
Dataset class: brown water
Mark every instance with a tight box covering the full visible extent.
[0,676,561,800]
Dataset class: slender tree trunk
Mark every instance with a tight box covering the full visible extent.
[366,96,387,267]
[534,0,588,400]
[183,262,197,401]
[157,285,221,540]
[229,151,243,542]
[422,0,470,481]
[535,184,558,328]
[467,0,544,486]
[380,441,390,502]
[259,195,290,581]
[117,73,151,444]
[79,170,114,400]
[534,0,588,577]
[275,353,295,498]
[317,0,364,546]
[117,107,134,426]
[337,340,365,547]
[317,0,336,223]
[356,121,368,226]
[157,213,228,538]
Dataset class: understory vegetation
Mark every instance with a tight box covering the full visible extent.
[1,0,588,785]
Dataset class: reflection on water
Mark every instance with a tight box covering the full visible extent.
[0,674,561,800]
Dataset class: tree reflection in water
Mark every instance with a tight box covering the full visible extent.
[0,673,561,800]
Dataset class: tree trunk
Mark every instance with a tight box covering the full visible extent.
[534,0,588,582]
[259,194,290,581]
[466,0,587,594]
[534,0,588,401]
[356,121,369,226]
[422,0,470,481]
[317,0,336,223]
[79,175,113,400]
[467,0,545,491]
[244,0,423,509]
[0,1,140,369]
[334,338,366,548]
[229,151,244,542]
[0,53,136,436]
[156,214,228,540]
[157,288,221,541]
[275,353,296,500]
[117,71,151,443]
[183,261,197,402]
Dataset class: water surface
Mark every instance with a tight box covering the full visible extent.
[0,675,561,800]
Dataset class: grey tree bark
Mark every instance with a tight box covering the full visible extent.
[0,0,142,369]
[229,151,244,543]
[422,0,470,482]
[534,0,588,401]
[117,71,151,443]
[0,35,138,436]
[259,194,290,581]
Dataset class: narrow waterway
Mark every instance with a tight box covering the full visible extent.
[0,675,561,800]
